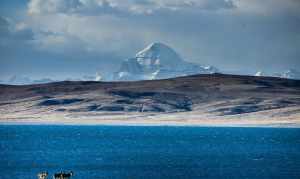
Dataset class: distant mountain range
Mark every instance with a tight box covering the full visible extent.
[0,74,103,85]
[1,42,299,85]
[1,75,54,85]
[255,69,300,80]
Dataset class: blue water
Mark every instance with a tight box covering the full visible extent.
[0,125,299,179]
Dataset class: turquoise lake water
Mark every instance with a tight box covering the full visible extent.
[0,125,299,178]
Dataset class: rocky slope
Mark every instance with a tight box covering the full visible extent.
[0,73,300,125]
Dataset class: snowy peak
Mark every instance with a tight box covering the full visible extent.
[114,42,219,81]
[255,71,265,77]
[135,42,183,69]
[203,66,219,74]
[136,42,179,60]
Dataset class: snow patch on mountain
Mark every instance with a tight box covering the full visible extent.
[95,72,103,81]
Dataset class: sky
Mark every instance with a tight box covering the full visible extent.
[0,0,300,80]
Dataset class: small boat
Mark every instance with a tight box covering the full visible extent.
[53,171,73,179]
[37,171,73,179]
[37,172,48,179]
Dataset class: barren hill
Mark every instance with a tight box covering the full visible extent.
[1,74,300,126]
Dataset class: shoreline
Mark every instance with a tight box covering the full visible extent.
[1,110,300,128]
[1,119,300,128]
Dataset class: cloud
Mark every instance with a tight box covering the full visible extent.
[26,0,300,21]
[0,17,10,36]
[24,0,238,56]
[28,0,236,15]
[28,0,82,14]
[0,16,34,57]
[0,16,34,45]
[27,0,300,17]
[232,0,300,16]
[23,14,154,56]
[0,16,121,80]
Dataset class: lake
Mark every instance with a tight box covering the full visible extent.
[0,125,299,178]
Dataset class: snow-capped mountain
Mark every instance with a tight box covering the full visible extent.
[1,76,55,85]
[6,75,32,85]
[1,72,104,85]
[254,71,267,77]
[114,42,219,81]
[32,78,54,84]
[281,69,300,80]
[254,69,300,80]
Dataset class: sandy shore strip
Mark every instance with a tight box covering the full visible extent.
[1,111,300,128]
